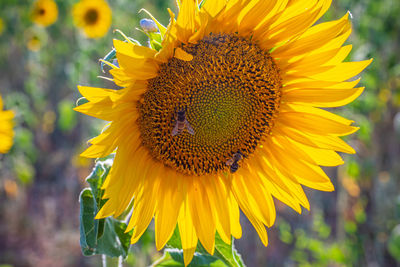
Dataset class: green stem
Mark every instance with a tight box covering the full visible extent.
[102,255,107,267]
[150,252,171,266]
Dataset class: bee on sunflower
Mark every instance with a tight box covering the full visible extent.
[72,0,112,39]
[0,94,14,154]
[31,0,58,27]
[75,0,372,265]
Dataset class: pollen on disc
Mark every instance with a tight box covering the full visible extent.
[138,33,282,176]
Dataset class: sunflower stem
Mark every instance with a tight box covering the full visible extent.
[102,254,107,267]
[150,251,170,266]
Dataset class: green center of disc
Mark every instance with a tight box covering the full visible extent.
[189,82,249,146]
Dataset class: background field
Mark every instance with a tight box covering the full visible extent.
[0,0,400,266]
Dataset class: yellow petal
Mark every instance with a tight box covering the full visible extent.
[238,0,278,34]
[283,78,360,90]
[272,13,350,58]
[240,167,276,227]
[260,146,310,210]
[273,123,356,154]
[176,0,197,42]
[77,86,117,103]
[116,53,160,79]
[281,45,352,72]
[113,39,157,59]
[293,141,344,167]
[201,0,226,18]
[263,1,323,48]
[207,176,231,244]
[156,9,178,62]
[226,189,242,239]
[74,98,135,121]
[252,161,302,213]
[174,47,194,61]
[231,174,269,246]
[282,87,364,107]
[178,197,198,267]
[155,170,184,250]
[212,0,251,33]
[308,59,373,82]
[278,110,358,136]
[270,136,335,186]
[282,103,355,125]
[188,177,216,254]
[130,175,160,243]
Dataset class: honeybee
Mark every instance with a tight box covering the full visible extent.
[172,109,195,136]
[226,151,243,173]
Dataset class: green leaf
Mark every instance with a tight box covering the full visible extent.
[169,249,220,266]
[79,156,132,259]
[79,188,132,258]
[213,233,245,267]
[80,188,99,253]
[166,226,182,249]
[162,227,245,267]
[86,155,114,211]
[388,225,400,262]
[154,249,223,267]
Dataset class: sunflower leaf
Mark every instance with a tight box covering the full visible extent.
[79,187,132,258]
[164,227,245,267]
[155,249,224,267]
[213,234,245,267]
[166,226,182,249]
[86,155,114,211]
[79,156,132,258]
[80,188,99,252]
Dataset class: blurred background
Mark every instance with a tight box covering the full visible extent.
[0,0,399,266]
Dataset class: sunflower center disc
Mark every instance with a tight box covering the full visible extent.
[139,33,282,175]
[84,9,99,25]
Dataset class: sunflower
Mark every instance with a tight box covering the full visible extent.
[0,94,14,154]
[31,0,58,27]
[75,0,371,265]
[72,0,112,39]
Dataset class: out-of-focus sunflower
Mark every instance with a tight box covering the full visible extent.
[27,34,42,52]
[31,0,58,27]
[0,18,5,36]
[25,27,47,52]
[0,94,14,154]
[75,0,372,265]
[72,0,112,39]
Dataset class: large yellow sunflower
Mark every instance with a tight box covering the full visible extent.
[75,0,372,265]
[31,0,58,27]
[0,94,14,154]
[72,0,112,39]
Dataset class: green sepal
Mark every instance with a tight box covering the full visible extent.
[100,48,116,73]
[150,37,163,51]
[136,28,163,51]
[199,0,208,8]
